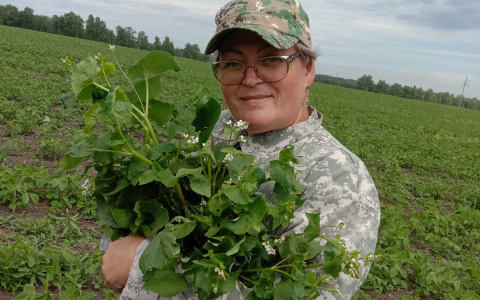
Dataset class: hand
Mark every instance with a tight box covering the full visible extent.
[102,235,146,293]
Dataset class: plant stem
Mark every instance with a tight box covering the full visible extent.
[175,183,188,209]
[111,51,145,113]
[92,81,109,92]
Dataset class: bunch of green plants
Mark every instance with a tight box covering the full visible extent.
[59,48,371,299]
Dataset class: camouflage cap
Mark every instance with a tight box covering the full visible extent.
[205,0,312,55]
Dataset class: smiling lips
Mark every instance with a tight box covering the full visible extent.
[240,94,271,101]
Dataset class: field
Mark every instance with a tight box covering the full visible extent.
[0,24,479,299]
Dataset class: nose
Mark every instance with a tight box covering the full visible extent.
[242,65,263,86]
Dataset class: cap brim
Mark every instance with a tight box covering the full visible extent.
[204,25,299,55]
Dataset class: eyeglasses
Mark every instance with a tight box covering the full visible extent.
[212,52,301,85]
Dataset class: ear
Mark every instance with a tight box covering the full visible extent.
[304,59,316,89]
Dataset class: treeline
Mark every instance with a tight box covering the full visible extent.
[315,74,479,111]
[0,4,209,61]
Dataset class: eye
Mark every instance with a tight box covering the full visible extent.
[258,56,285,66]
[221,61,243,70]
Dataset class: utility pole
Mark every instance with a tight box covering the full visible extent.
[458,76,469,107]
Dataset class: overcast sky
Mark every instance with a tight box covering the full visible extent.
[4,0,480,98]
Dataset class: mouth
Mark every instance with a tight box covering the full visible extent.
[240,94,271,101]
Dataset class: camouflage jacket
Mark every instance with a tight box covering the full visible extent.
[118,107,380,300]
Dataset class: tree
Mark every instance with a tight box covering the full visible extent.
[33,15,53,33]
[403,85,413,99]
[18,6,34,29]
[0,5,19,27]
[412,86,423,100]
[116,26,136,48]
[85,14,95,40]
[183,43,201,60]
[424,89,435,102]
[375,79,389,94]
[153,36,161,50]
[356,75,375,92]
[62,11,84,38]
[51,15,65,35]
[161,36,175,55]
[389,83,404,97]
[137,31,150,50]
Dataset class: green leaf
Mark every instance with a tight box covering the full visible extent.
[190,173,211,197]
[221,184,250,205]
[143,269,188,297]
[84,102,100,134]
[221,146,245,155]
[304,212,320,242]
[278,145,300,164]
[71,56,102,101]
[15,283,35,300]
[167,217,196,239]
[139,231,180,273]
[128,50,180,79]
[268,160,306,195]
[165,105,196,140]
[59,91,76,109]
[69,140,93,158]
[225,236,246,256]
[59,154,84,171]
[137,199,169,239]
[176,167,202,178]
[192,97,221,144]
[149,100,174,127]
[273,278,295,300]
[195,147,216,163]
[97,87,132,129]
[127,157,151,186]
[147,143,177,160]
[221,197,267,234]
[111,208,134,228]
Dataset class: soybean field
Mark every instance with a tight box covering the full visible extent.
[0,25,479,299]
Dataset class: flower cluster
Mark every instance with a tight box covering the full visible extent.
[274,234,286,244]
[223,153,233,163]
[81,178,92,197]
[225,119,249,130]
[262,241,276,255]
[181,133,199,144]
[214,267,226,280]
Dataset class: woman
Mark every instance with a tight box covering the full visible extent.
[102,0,380,299]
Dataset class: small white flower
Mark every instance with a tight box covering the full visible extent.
[225,120,233,126]
[109,44,115,51]
[181,133,189,139]
[223,153,233,163]
[94,55,99,60]
[262,241,276,255]
[213,285,218,294]
[341,263,346,270]
[274,234,286,244]
[235,120,249,130]
[337,220,345,230]
[200,200,207,206]
[238,136,246,143]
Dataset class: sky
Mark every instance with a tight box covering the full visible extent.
[4,0,480,99]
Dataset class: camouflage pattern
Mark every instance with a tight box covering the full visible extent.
[118,107,381,300]
[205,0,312,54]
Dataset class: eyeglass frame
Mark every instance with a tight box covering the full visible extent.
[212,52,302,85]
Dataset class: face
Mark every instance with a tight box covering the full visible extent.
[217,30,316,135]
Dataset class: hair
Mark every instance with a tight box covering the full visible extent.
[295,42,319,65]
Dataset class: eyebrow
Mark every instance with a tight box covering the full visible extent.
[221,44,277,56]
